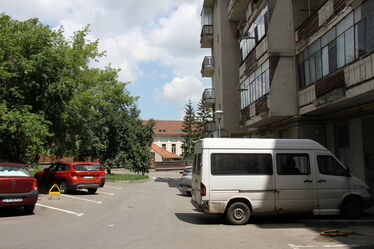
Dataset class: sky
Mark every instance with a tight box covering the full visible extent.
[0,0,210,120]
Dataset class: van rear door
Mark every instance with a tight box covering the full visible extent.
[191,153,203,207]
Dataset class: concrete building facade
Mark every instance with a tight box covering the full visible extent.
[199,0,374,195]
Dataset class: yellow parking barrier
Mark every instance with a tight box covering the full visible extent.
[48,184,61,200]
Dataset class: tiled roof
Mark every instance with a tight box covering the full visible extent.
[151,144,182,159]
[145,120,185,135]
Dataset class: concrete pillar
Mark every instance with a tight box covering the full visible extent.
[349,118,366,181]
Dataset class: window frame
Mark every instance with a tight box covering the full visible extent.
[276,153,311,176]
[210,153,273,176]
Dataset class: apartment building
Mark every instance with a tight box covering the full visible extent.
[199,0,374,194]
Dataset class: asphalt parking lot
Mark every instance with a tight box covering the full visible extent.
[1,171,374,249]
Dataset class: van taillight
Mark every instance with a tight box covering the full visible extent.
[32,179,38,191]
[200,183,206,196]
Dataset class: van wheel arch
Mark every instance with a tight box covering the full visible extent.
[226,198,252,213]
[340,194,363,219]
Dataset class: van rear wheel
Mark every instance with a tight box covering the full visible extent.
[226,202,250,225]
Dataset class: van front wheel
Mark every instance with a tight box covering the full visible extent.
[341,197,363,219]
[226,202,250,225]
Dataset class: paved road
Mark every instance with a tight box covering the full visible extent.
[1,171,374,249]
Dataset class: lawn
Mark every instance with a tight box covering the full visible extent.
[105,174,148,181]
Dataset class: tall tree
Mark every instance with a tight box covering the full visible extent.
[181,100,199,160]
[0,14,154,174]
[195,98,213,139]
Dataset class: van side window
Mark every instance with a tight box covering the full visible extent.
[317,155,346,176]
[277,154,310,175]
[211,154,273,175]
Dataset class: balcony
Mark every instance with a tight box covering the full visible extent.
[201,56,215,77]
[202,88,215,109]
[200,25,213,48]
[204,121,215,132]
[228,0,248,21]
[203,0,215,6]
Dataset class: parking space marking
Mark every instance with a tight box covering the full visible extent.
[288,244,373,249]
[103,186,122,190]
[36,203,84,216]
[62,194,102,204]
[96,191,114,196]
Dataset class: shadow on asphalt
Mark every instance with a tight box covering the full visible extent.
[175,212,225,225]
[155,177,179,188]
[175,212,374,248]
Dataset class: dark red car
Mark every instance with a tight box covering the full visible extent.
[35,162,102,194]
[0,163,38,214]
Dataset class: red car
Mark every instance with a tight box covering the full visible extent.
[96,164,106,187]
[35,162,102,194]
[0,162,38,214]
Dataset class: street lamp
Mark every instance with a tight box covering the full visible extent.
[214,110,224,138]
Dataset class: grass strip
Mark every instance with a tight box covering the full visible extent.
[106,174,148,181]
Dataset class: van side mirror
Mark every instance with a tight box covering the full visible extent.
[346,167,351,177]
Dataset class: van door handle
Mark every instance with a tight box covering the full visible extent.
[318,179,326,183]
[304,180,313,183]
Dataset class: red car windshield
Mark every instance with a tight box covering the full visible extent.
[0,165,30,177]
[73,164,99,171]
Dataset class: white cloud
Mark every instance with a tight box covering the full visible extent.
[158,76,205,104]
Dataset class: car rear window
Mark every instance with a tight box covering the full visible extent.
[73,164,99,171]
[0,165,30,177]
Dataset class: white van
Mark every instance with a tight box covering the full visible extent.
[191,138,373,225]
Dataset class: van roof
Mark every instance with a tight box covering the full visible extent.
[199,138,327,151]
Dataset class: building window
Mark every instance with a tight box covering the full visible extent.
[297,1,374,88]
[240,6,268,62]
[161,144,166,150]
[171,144,176,154]
[240,59,270,109]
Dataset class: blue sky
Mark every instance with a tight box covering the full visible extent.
[0,0,210,120]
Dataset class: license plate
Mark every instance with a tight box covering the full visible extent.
[2,198,23,203]
[83,176,93,179]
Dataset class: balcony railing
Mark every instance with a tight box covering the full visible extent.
[202,88,215,109]
[204,121,215,133]
[200,25,213,48]
[228,0,248,21]
[201,56,214,77]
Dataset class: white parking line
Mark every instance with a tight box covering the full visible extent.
[62,194,102,204]
[97,191,114,196]
[288,244,374,249]
[36,203,84,216]
[103,186,122,190]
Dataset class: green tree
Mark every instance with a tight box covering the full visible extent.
[0,14,154,174]
[195,98,213,139]
[181,100,199,160]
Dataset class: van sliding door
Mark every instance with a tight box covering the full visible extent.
[275,152,315,212]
